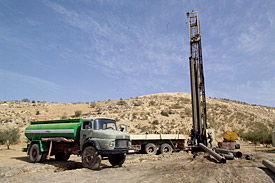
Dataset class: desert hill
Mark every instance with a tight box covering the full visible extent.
[0,92,274,140]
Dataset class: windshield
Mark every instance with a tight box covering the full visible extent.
[94,119,117,130]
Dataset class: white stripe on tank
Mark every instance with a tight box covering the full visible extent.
[25,129,74,134]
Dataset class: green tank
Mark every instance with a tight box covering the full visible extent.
[25,119,82,141]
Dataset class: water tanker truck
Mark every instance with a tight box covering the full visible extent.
[22,117,131,170]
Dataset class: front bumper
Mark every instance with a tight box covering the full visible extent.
[100,148,130,155]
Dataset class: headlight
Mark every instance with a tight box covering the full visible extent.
[109,141,115,147]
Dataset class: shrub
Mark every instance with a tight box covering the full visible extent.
[180,112,185,119]
[140,125,149,133]
[36,111,40,115]
[171,103,183,109]
[239,123,272,145]
[133,100,143,106]
[74,110,82,117]
[161,110,169,117]
[132,112,138,119]
[149,100,156,106]
[31,100,36,103]
[117,98,127,105]
[0,128,20,149]
[184,108,192,116]
[21,98,30,102]
[60,113,67,120]
[90,103,96,108]
[152,120,159,125]
[129,129,136,133]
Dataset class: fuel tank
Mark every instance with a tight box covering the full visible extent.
[25,119,82,141]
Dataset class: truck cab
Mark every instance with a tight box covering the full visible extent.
[80,117,130,169]
[80,117,130,153]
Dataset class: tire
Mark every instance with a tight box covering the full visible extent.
[160,143,173,155]
[29,144,42,163]
[235,143,240,149]
[82,146,101,170]
[40,152,48,162]
[108,154,126,167]
[145,143,157,155]
[55,151,71,161]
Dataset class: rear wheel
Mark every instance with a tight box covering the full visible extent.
[108,154,126,167]
[160,143,173,155]
[29,144,42,163]
[82,146,101,170]
[55,151,71,161]
[145,143,157,155]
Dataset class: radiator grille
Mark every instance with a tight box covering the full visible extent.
[115,140,128,148]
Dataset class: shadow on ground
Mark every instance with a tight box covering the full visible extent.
[258,167,275,182]
[12,156,118,171]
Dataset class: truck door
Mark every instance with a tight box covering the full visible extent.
[80,119,93,150]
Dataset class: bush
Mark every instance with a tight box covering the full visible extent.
[21,98,30,102]
[133,100,143,106]
[171,103,183,109]
[129,129,136,133]
[184,108,192,116]
[117,98,127,105]
[178,97,190,104]
[180,112,185,119]
[152,120,159,125]
[74,110,82,117]
[161,110,169,117]
[36,111,40,115]
[149,100,156,106]
[239,123,272,145]
[0,128,20,149]
[60,113,68,120]
[90,103,96,108]
[140,125,149,133]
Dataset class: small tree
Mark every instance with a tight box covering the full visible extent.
[74,110,82,117]
[21,98,30,102]
[0,128,20,149]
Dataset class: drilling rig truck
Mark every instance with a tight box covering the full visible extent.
[22,117,131,170]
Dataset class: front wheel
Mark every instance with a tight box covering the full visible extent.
[29,144,42,163]
[82,146,101,170]
[108,154,126,167]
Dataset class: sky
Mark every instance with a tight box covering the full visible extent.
[0,0,274,107]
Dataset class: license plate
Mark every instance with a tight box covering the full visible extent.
[128,149,135,153]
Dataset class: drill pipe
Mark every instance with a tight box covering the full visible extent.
[223,153,234,160]
[199,143,226,163]
[262,160,275,174]
[215,148,242,158]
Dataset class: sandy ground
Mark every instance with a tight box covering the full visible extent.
[0,143,275,183]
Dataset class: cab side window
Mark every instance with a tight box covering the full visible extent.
[83,121,92,129]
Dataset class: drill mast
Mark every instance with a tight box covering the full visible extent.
[187,11,207,145]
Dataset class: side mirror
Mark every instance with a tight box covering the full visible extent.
[118,124,127,132]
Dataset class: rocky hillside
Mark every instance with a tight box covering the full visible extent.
[1,92,274,139]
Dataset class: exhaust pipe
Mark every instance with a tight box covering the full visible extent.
[215,148,242,158]
[199,143,226,163]
[262,160,275,174]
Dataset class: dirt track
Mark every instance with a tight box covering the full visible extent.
[1,144,275,183]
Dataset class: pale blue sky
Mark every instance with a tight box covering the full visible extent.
[0,0,274,107]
